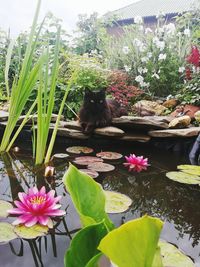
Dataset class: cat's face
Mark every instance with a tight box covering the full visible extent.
[84,89,106,109]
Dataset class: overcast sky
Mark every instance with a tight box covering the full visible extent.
[0,0,138,36]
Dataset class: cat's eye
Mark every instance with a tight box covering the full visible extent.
[90,99,94,103]
[99,100,103,103]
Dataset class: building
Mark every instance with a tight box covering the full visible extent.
[105,0,200,36]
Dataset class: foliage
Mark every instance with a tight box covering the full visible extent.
[107,70,143,109]
[72,12,108,55]
[102,14,197,97]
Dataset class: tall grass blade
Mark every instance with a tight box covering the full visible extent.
[5,39,15,99]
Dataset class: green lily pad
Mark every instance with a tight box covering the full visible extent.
[66,146,94,154]
[104,191,133,214]
[177,165,200,176]
[88,162,115,172]
[159,241,195,267]
[53,153,69,159]
[96,152,123,160]
[0,200,13,218]
[14,224,49,239]
[0,222,18,243]
[166,171,200,185]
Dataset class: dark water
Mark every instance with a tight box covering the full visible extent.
[0,138,200,267]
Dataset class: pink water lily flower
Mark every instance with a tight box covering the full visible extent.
[124,154,149,172]
[8,186,65,227]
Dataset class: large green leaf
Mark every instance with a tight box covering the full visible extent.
[159,241,195,267]
[63,164,114,230]
[177,164,200,176]
[166,171,200,185]
[64,222,107,267]
[0,222,18,243]
[98,215,163,267]
[0,200,13,218]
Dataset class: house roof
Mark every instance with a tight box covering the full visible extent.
[105,0,200,21]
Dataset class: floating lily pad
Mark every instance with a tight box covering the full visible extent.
[0,200,13,218]
[177,164,200,175]
[66,146,93,154]
[159,240,195,267]
[96,152,123,160]
[0,222,17,243]
[14,224,49,239]
[53,153,69,159]
[88,162,115,172]
[104,190,133,213]
[166,171,200,185]
[74,156,103,166]
[79,169,99,179]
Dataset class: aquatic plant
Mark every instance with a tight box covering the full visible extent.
[123,154,149,172]
[8,186,65,227]
[0,0,44,152]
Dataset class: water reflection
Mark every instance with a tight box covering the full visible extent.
[0,142,200,266]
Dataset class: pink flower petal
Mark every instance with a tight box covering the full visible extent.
[38,216,49,226]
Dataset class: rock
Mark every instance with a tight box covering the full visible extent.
[0,111,9,121]
[64,120,82,130]
[148,127,200,138]
[112,116,169,129]
[168,115,191,129]
[194,111,200,123]
[94,126,124,137]
[56,128,89,139]
[133,100,167,116]
[171,105,200,120]
[163,99,179,108]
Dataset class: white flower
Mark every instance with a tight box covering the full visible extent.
[153,37,165,51]
[134,16,143,24]
[152,73,160,79]
[133,38,143,47]
[138,67,148,74]
[141,56,149,63]
[165,23,176,35]
[147,52,153,58]
[135,75,144,83]
[142,67,148,73]
[178,66,185,73]
[124,65,131,72]
[177,32,182,37]
[158,53,166,60]
[138,67,143,74]
[122,46,129,54]
[184,28,190,36]
[145,28,153,34]
[139,25,144,32]
[140,81,150,87]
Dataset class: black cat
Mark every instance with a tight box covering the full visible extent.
[79,88,127,134]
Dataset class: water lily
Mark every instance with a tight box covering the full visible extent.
[8,186,65,227]
[124,154,149,172]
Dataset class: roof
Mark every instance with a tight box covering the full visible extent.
[105,0,200,21]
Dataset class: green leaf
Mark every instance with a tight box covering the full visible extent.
[98,215,163,267]
[0,222,18,243]
[159,241,195,267]
[152,247,164,267]
[63,164,114,230]
[177,165,200,175]
[14,224,48,239]
[85,253,103,267]
[166,171,200,185]
[64,222,107,267]
[0,200,13,218]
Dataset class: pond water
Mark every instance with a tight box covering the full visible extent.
[0,137,200,267]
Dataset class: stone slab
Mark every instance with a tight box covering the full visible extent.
[148,127,200,138]
[112,116,169,129]
[0,111,9,121]
[56,128,89,139]
[119,133,151,142]
[94,126,124,137]
[64,120,82,130]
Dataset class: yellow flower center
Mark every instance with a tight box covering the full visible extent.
[30,195,46,204]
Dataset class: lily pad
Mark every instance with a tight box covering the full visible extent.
[66,146,93,154]
[0,222,17,243]
[88,162,115,172]
[177,164,200,175]
[96,152,123,160]
[14,224,49,239]
[79,169,99,179]
[104,191,133,213]
[166,171,200,185]
[159,240,195,267]
[0,200,13,218]
[74,156,103,166]
[53,153,69,159]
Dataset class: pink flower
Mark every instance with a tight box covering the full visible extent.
[8,186,65,227]
[123,154,149,172]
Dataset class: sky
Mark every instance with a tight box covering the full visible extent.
[0,0,138,36]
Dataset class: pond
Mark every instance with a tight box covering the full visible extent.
[0,137,200,267]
